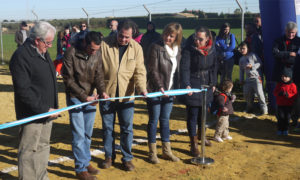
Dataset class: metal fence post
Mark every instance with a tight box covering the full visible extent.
[191,86,214,165]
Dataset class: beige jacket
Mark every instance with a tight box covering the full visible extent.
[101,35,147,102]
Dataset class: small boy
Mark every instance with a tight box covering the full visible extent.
[239,42,268,115]
[273,68,298,135]
[213,80,236,142]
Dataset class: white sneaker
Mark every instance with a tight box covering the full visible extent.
[222,136,232,140]
[214,137,223,142]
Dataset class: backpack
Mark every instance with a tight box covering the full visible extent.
[209,93,227,116]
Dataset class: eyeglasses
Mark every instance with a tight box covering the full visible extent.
[81,25,86,27]
[39,39,53,46]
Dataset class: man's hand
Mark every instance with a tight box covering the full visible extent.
[101,92,110,99]
[48,108,60,119]
[290,52,297,57]
[141,90,148,97]
[212,86,216,92]
[86,94,99,106]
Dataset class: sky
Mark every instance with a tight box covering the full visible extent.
[0,0,260,21]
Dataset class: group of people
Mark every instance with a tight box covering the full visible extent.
[9,16,300,180]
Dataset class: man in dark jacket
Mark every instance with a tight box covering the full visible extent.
[140,21,161,64]
[62,31,109,180]
[10,21,59,180]
[15,21,29,47]
[109,20,118,37]
[272,21,300,82]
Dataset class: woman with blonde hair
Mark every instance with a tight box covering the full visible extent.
[146,22,182,164]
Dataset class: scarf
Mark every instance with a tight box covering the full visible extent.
[196,39,212,56]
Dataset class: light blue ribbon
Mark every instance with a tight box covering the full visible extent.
[0,88,206,130]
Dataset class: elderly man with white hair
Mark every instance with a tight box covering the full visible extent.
[10,21,59,180]
[272,21,300,82]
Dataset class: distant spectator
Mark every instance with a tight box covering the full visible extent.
[56,31,65,57]
[62,26,71,50]
[215,23,236,81]
[132,23,143,43]
[71,24,80,38]
[15,21,29,47]
[70,22,89,46]
[109,20,118,37]
[254,14,262,40]
[141,21,161,64]
[245,23,263,60]
[69,24,80,44]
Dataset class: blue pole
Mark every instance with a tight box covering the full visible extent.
[259,0,296,110]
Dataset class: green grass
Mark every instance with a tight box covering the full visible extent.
[0,28,241,82]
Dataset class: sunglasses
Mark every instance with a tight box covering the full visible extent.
[194,37,204,42]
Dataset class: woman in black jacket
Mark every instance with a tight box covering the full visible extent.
[180,26,218,157]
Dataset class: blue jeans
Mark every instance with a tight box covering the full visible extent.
[147,96,174,143]
[67,97,96,173]
[186,106,203,137]
[100,100,134,162]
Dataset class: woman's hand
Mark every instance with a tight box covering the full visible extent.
[187,86,193,96]
[160,87,169,97]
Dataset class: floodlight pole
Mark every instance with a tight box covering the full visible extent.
[235,0,244,42]
[82,8,90,28]
[0,21,4,65]
[143,4,152,22]
[31,10,38,21]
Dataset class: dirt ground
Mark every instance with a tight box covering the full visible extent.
[0,66,299,180]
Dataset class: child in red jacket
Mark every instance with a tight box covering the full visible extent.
[273,68,298,135]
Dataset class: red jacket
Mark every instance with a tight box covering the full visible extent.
[273,82,298,106]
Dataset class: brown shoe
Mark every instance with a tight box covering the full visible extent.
[86,164,100,175]
[189,136,200,157]
[100,157,112,169]
[122,161,135,171]
[76,171,97,180]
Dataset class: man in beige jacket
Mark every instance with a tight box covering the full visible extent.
[99,19,147,171]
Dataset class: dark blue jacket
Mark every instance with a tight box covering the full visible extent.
[180,35,218,106]
[9,39,58,121]
[272,35,300,82]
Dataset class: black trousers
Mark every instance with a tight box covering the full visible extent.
[276,106,292,131]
